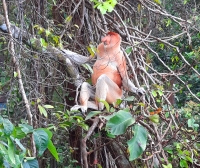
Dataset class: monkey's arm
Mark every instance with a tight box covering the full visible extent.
[118,57,145,95]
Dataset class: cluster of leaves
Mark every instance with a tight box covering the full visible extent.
[90,0,117,14]
[0,116,59,167]
[85,102,148,161]
[33,25,62,48]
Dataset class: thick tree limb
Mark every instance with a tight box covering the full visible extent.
[0,13,91,88]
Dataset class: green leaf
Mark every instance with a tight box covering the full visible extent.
[97,163,102,168]
[85,111,102,120]
[65,15,72,22]
[97,4,107,14]
[14,138,26,153]
[19,124,33,134]
[12,127,26,139]
[115,99,122,106]
[14,71,18,77]
[48,140,59,161]
[127,125,148,161]
[37,99,41,103]
[40,38,47,48]
[99,99,110,112]
[149,114,160,123]
[53,36,60,44]
[38,105,48,118]
[162,163,172,168]
[151,90,157,97]
[106,110,135,135]
[33,129,49,156]
[45,30,51,37]
[23,158,39,168]
[137,102,145,107]
[185,155,192,162]
[157,90,163,96]
[43,104,54,109]
[188,118,199,129]
[0,143,8,155]
[87,44,96,57]
[154,0,161,5]
[106,132,115,138]
[185,51,194,58]
[110,0,117,6]
[137,3,141,12]
[124,96,135,101]
[159,43,165,50]
[125,46,133,54]
[166,19,172,27]
[43,128,53,139]
[103,2,114,12]
[3,119,14,135]
[7,137,16,165]
[100,113,115,121]
[184,0,188,4]
[82,63,93,73]
[180,159,188,168]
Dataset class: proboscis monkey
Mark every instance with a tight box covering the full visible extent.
[71,32,145,114]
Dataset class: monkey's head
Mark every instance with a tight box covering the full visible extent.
[101,32,121,48]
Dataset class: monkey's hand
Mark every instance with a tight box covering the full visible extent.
[70,105,87,116]
[136,87,146,96]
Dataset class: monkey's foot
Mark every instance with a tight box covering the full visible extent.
[70,105,87,115]
[137,87,146,95]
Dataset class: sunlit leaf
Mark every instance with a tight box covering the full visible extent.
[40,38,47,48]
[125,46,133,54]
[7,137,16,165]
[82,63,93,73]
[151,90,157,97]
[166,19,172,27]
[99,99,110,112]
[45,30,51,37]
[106,110,135,135]
[38,105,48,118]
[137,3,141,12]
[87,44,96,57]
[97,4,107,14]
[154,0,161,5]
[14,71,18,77]
[157,90,163,96]
[162,163,172,168]
[149,114,160,123]
[103,2,114,12]
[65,15,72,22]
[159,43,165,50]
[43,105,54,109]
[48,140,59,161]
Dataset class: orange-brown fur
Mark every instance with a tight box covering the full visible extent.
[71,32,145,113]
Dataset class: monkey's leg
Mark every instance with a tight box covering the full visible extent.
[79,82,98,110]
[95,74,123,110]
[71,82,98,114]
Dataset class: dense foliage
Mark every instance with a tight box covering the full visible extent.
[0,0,200,167]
